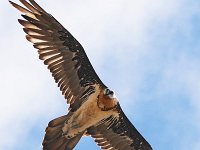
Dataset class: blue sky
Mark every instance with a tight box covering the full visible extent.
[1,0,200,149]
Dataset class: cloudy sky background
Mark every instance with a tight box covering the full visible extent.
[1,0,200,149]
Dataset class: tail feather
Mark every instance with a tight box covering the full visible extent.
[43,113,84,150]
[48,115,69,127]
[44,125,63,141]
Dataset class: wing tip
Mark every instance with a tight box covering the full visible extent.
[18,19,26,26]
[25,35,32,42]
[9,1,19,9]
[9,0,15,5]
[18,18,23,24]
[23,27,28,34]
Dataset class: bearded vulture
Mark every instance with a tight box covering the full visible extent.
[10,0,153,150]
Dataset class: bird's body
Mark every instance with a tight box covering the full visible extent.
[62,85,118,138]
[10,0,153,149]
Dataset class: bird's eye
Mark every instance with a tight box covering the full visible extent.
[104,88,114,96]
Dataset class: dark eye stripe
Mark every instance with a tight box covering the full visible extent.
[109,91,114,95]
[104,88,114,96]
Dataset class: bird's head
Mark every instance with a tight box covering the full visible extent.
[103,88,117,99]
[97,87,118,111]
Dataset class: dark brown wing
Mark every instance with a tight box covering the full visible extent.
[10,0,106,111]
[87,104,153,150]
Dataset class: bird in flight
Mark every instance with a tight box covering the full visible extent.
[10,0,153,150]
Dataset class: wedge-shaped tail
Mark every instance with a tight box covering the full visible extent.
[43,114,84,150]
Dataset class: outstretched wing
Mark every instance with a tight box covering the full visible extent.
[10,0,106,111]
[87,104,153,150]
